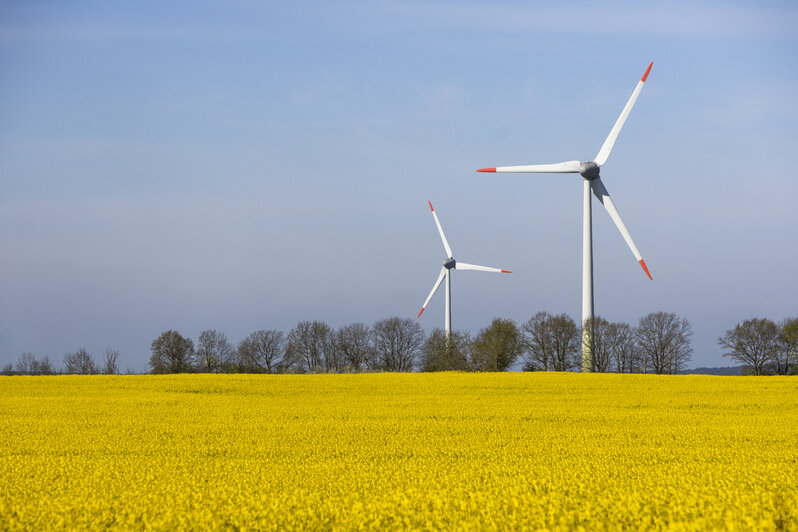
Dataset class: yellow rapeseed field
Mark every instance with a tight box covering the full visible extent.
[1,373,796,530]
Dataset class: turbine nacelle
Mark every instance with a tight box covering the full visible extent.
[418,202,512,330]
[476,61,654,282]
[475,60,655,371]
[579,161,600,180]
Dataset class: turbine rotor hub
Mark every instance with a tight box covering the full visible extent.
[580,161,600,180]
[443,258,456,270]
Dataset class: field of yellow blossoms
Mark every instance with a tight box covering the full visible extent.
[1,373,796,530]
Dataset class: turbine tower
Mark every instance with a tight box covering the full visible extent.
[477,61,654,371]
[418,201,511,338]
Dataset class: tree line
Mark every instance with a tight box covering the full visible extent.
[146,311,696,375]
[4,313,795,376]
[718,317,798,375]
[2,348,122,376]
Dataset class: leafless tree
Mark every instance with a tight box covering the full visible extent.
[15,352,36,374]
[64,348,98,375]
[779,317,798,375]
[149,331,195,374]
[16,353,57,375]
[102,348,120,375]
[718,318,780,376]
[522,312,554,371]
[33,356,56,375]
[335,322,375,371]
[635,312,693,374]
[421,329,471,372]
[587,318,640,373]
[372,317,424,372]
[286,321,338,373]
[522,312,579,372]
[588,317,614,373]
[606,322,638,373]
[238,330,286,373]
[196,330,233,373]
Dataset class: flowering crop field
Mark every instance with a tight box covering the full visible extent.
[1,373,796,530]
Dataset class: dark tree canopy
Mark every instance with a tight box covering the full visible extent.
[335,323,375,372]
[373,317,424,372]
[777,317,798,375]
[587,316,614,373]
[421,329,471,372]
[238,330,286,373]
[606,322,638,373]
[197,330,234,373]
[584,317,639,373]
[718,318,780,376]
[286,321,338,373]
[635,312,693,374]
[149,331,195,374]
[522,312,579,372]
[471,318,524,372]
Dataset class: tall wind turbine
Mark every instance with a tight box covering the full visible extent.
[418,201,511,338]
[477,61,654,372]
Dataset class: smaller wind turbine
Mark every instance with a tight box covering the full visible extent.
[418,201,511,338]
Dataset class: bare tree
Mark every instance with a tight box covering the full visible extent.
[335,323,375,372]
[522,312,579,372]
[635,312,693,374]
[102,348,120,375]
[606,322,638,373]
[31,356,56,375]
[16,353,57,375]
[64,348,98,375]
[238,330,286,373]
[587,318,640,373]
[2,363,13,375]
[149,331,195,374]
[15,352,36,374]
[372,317,424,372]
[718,318,780,376]
[471,318,524,372]
[421,329,471,372]
[780,317,798,375]
[588,317,614,373]
[522,312,554,371]
[286,321,338,373]
[196,330,233,373]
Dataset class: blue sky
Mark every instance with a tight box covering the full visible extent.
[1,1,796,371]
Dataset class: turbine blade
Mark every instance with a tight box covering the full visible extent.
[418,267,447,318]
[478,161,581,173]
[429,201,453,258]
[455,262,512,273]
[590,177,652,279]
[594,61,653,167]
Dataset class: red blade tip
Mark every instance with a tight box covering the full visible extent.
[417,308,425,318]
[477,168,496,173]
[639,259,652,280]
[501,269,512,273]
[641,61,653,82]
[428,201,434,212]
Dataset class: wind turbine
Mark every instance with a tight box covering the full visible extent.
[477,61,654,372]
[418,201,511,338]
